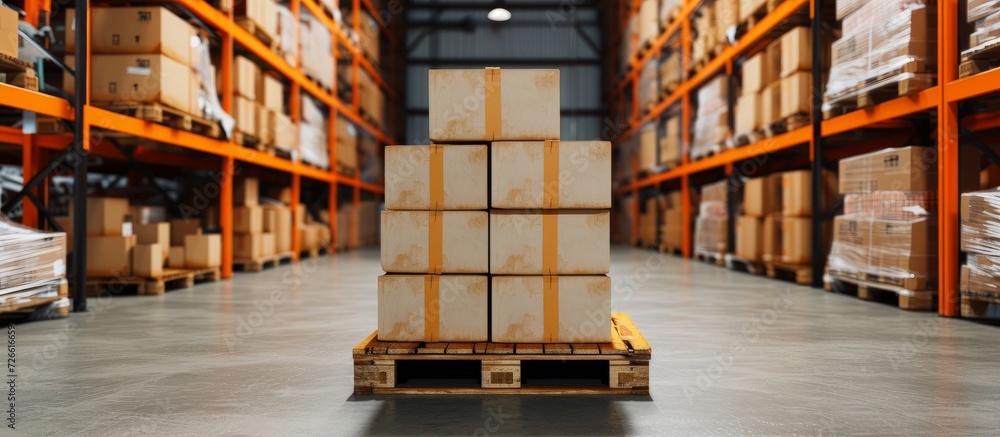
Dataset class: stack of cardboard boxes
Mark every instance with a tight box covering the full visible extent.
[961,1,1000,77]
[300,95,330,169]
[660,190,697,252]
[379,68,612,345]
[691,76,731,160]
[961,187,1000,305]
[828,147,940,292]
[639,195,665,248]
[660,114,683,169]
[0,216,67,305]
[235,0,277,43]
[736,174,781,263]
[735,40,780,141]
[232,178,286,262]
[778,27,817,125]
[336,117,359,174]
[694,180,730,257]
[300,9,333,90]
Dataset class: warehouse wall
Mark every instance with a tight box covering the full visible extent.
[404,1,602,143]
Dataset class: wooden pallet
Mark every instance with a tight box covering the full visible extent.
[96,102,222,138]
[738,0,773,32]
[0,53,39,91]
[726,254,764,275]
[300,246,331,259]
[857,74,935,109]
[86,267,221,296]
[959,58,1000,79]
[960,291,1000,319]
[694,251,726,266]
[261,144,295,161]
[235,17,274,48]
[733,130,765,147]
[234,131,260,148]
[961,36,1000,63]
[353,312,651,395]
[763,259,812,285]
[690,142,725,161]
[233,252,295,272]
[659,244,682,255]
[764,113,810,138]
[336,163,357,177]
[826,274,936,311]
[0,281,69,320]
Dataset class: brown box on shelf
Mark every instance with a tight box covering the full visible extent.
[90,6,196,65]
[779,72,811,119]
[382,211,489,273]
[263,206,292,253]
[234,177,259,207]
[167,246,185,269]
[235,0,277,40]
[169,219,201,246]
[491,275,611,343]
[779,27,813,78]
[184,234,221,269]
[742,52,772,95]
[87,235,136,277]
[491,141,611,210]
[234,233,266,260]
[233,55,259,101]
[639,127,658,174]
[384,144,488,210]
[336,117,358,171]
[428,68,560,142]
[133,243,163,278]
[233,96,257,136]
[660,115,682,167]
[234,206,263,234]
[782,170,839,217]
[359,10,381,65]
[90,54,191,114]
[961,188,1000,253]
[735,92,762,136]
[86,197,129,237]
[270,111,297,151]
[739,0,767,23]
[262,232,276,257]
[258,74,284,112]
[134,222,170,260]
[0,5,18,58]
[736,215,764,262]
[839,146,937,194]
[760,81,782,127]
[762,213,781,262]
[256,106,273,146]
[830,216,937,291]
[694,216,728,255]
[377,275,488,342]
[490,211,610,275]
[963,255,1000,294]
[781,216,812,264]
[744,174,782,218]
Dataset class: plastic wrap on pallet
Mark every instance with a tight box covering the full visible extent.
[691,76,730,159]
[0,215,66,299]
[961,188,1000,256]
[965,254,1000,295]
[824,0,933,104]
[300,95,329,169]
[638,60,659,115]
[828,215,937,293]
[638,0,659,49]
[660,50,682,93]
[193,36,235,139]
[300,9,333,90]
[843,191,936,220]
[967,9,1000,53]
[968,0,1000,23]
[276,4,297,67]
[835,0,867,20]
[694,215,728,255]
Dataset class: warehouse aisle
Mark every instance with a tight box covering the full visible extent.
[15,247,1000,435]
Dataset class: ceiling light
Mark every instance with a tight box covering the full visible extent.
[488,7,511,22]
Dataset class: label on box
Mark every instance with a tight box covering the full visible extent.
[53,259,65,277]
[126,66,151,76]
[122,221,133,237]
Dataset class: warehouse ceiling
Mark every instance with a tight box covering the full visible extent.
[403,0,604,142]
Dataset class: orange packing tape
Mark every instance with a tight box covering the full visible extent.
[429,144,444,209]
[424,275,440,342]
[543,140,560,209]
[542,214,558,274]
[428,211,443,274]
[485,67,502,140]
[543,276,559,342]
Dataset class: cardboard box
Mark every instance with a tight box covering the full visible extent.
[839,146,937,193]
[744,174,782,217]
[739,0,767,23]
[336,117,358,170]
[91,6,195,65]
[271,111,297,150]
[782,170,812,217]
[830,215,937,291]
[742,52,773,95]
[184,234,221,268]
[359,10,380,65]
[377,275,489,342]
[256,106,273,145]
[384,145,488,210]
[235,0,277,43]
[299,224,321,251]
[428,68,560,142]
[760,81,782,127]
[490,211,610,275]
[780,72,811,119]
[234,96,257,136]
[234,233,264,260]
[694,216,728,254]
[660,115,682,166]
[262,232,276,257]
[87,236,136,277]
[780,27,812,77]
[381,211,489,273]
[491,275,612,343]
[133,244,163,278]
[234,206,264,234]
[234,177,259,207]
[963,255,1000,294]
[134,222,170,260]
[170,219,201,246]
[961,188,1000,253]
[736,216,764,262]
[263,206,293,253]
[233,55,259,100]
[762,213,782,262]
[781,216,812,264]
[258,74,283,112]
[167,246,185,269]
[735,92,762,135]
[87,197,129,237]
[129,206,167,225]
[639,127,658,173]
[0,5,18,59]
[491,141,612,209]
[91,54,191,113]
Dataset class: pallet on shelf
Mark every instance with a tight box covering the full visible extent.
[738,0,778,33]
[94,102,222,138]
[336,163,357,177]
[764,113,809,138]
[733,130,765,147]
[659,244,682,256]
[235,17,274,48]
[826,273,936,311]
[694,250,726,266]
[234,131,260,149]
[959,291,1000,319]
[233,251,294,272]
[85,267,221,296]
[353,312,651,395]
[763,259,811,285]
[0,53,39,91]
[689,142,725,161]
[726,254,764,276]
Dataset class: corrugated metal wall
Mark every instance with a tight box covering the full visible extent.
[404,1,602,143]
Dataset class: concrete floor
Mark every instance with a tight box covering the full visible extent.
[11,246,1000,435]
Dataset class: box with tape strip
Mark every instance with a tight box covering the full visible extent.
[428,68,560,142]
[384,145,489,210]
[381,211,489,274]
[377,275,489,342]
[491,275,612,343]
[491,140,612,210]
[489,210,610,275]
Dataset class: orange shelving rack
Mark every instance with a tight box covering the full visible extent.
[0,0,398,312]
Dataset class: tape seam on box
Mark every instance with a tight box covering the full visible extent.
[424,275,440,342]
[543,140,560,209]
[542,214,558,274]
[429,144,444,210]
[485,67,502,140]
[428,211,443,274]
[543,276,559,342]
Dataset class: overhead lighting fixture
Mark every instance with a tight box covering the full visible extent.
[488,1,511,22]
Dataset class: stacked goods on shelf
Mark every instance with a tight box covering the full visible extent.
[694,179,730,259]
[690,3,717,69]
[759,38,783,134]
[660,113,682,169]
[823,0,935,116]
[638,0,660,51]
[762,170,838,277]
[777,27,818,129]
[235,0,277,43]
[275,4,297,67]
[0,216,68,312]
[336,116,359,175]
[232,56,262,142]
[639,195,665,247]
[639,124,658,174]
[638,58,659,114]
[620,13,637,77]
[735,174,781,262]
[960,188,1000,313]
[714,0,739,46]
[691,75,731,160]
[358,68,385,128]
[256,73,298,156]
[828,147,941,300]
[84,197,136,277]
[359,10,380,66]
[660,50,683,95]
[232,177,278,262]
[960,0,1000,77]
[735,47,777,145]
[300,95,330,169]
[660,190,697,252]
[300,9,334,90]
[359,131,384,184]
[660,0,683,28]
[0,4,17,59]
